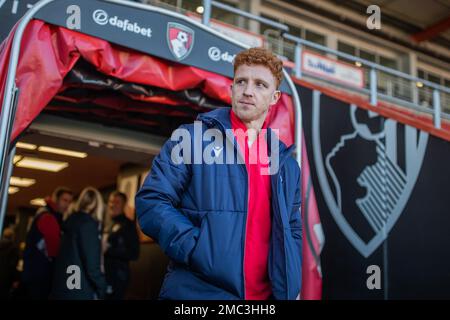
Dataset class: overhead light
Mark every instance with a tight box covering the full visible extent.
[88,141,101,148]
[196,6,204,14]
[13,155,22,164]
[16,157,69,172]
[355,61,362,67]
[30,198,46,206]
[38,146,87,158]
[8,187,19,194]
[10,176,36,187]
[16,142,37,150]
[416,81,424,88]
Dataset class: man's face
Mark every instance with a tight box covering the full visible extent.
[231,64,281,124]
[108,195,125,218]
[56,193,73,214]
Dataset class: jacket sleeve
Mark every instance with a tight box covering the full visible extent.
[290,163,302,299]
[78,220,107,299]
[135,128,199,266]
[105,222,140,261]
[36,212,61,258]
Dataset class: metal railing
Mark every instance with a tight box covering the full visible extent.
[193,0,450,130]
[202,0,289,32]
[283,34,450,129]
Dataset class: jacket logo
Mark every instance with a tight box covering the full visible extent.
[212,146,223,158]
[311,90,428,257]
[167,22,194,61]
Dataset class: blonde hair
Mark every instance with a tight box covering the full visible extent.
[75,187,104,223]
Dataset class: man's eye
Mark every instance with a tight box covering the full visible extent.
[256,82,267,88]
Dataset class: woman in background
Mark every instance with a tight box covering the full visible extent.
[51,187,106,300]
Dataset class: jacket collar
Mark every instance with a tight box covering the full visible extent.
[197,107,295,161]
[44,197,59,214]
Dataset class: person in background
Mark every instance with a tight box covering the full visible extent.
[21,187,73,299]
[0,227,19,299]
[51,187,107,300]
[104,191,140,300]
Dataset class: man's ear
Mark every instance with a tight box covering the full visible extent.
[270,90,281,106]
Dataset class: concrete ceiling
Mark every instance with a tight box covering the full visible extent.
[6,130,154,215]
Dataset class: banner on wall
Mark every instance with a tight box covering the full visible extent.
[297,83,450,299]
[302,51,364,89]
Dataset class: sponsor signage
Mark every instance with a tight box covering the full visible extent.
[27,0,291,93]
[302,50,364,89]
[92,8,152,37]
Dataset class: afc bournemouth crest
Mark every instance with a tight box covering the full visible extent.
[311,90,428,258]
[167,22,195,61]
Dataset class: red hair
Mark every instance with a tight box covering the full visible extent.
[233,47,283,89]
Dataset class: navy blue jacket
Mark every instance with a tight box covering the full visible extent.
[136,108,302,300]
[51,211,106,300]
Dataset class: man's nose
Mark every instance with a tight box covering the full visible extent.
[243,84,254,97]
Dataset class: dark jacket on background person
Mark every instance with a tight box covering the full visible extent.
[21,199,63,299]
[104,214,139,300]
[51,211,106,300]
[0,237,19,299]
[135,107,302,300]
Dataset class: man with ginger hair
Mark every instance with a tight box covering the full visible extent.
[136,47,302,300]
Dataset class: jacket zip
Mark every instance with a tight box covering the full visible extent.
[206,117,249,299]
[271,152,294,299]
[242,166,249,300]
[202,116,294,300]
